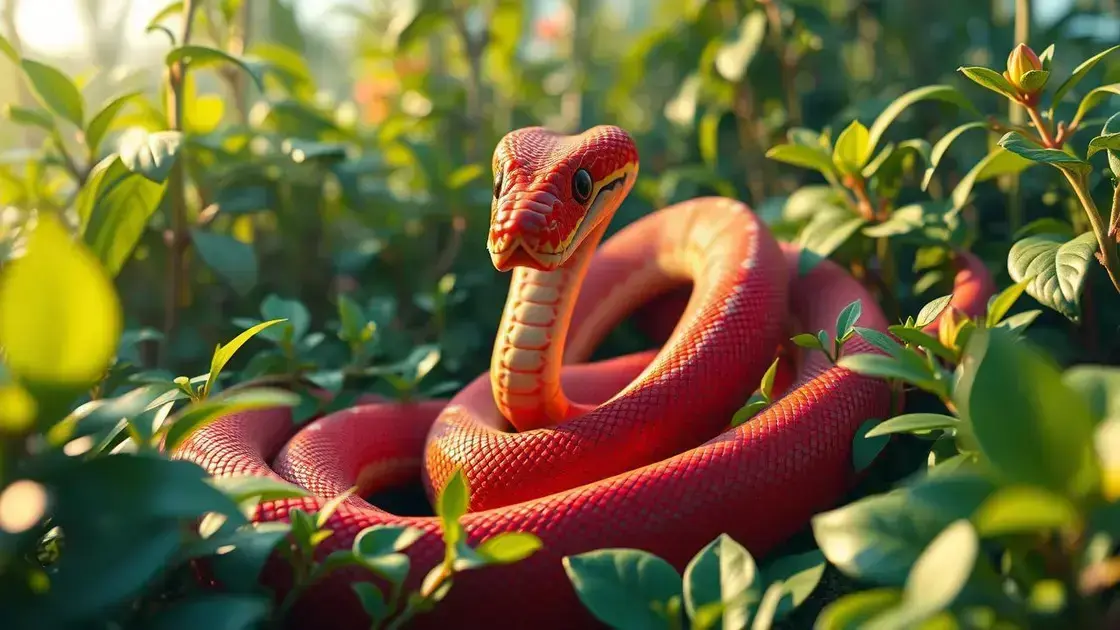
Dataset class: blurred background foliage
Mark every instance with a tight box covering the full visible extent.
[0,0,1116,388]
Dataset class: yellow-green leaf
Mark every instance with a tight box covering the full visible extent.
[1049,44,1120,119]
[205,319,287,398]
[765,143,836,175]
[957,66,1018,100]
[832,120,872,174]
[20,59,84,127]
[867,85,976,154]
[166,45,265,91]
[0,214,122,388]
[85,92,143,156]
[1071,83,1120,129]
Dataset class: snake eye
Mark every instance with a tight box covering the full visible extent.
[493,170,503,199]
[572,168,593,204]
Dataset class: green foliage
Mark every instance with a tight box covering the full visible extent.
[1,1,1119,629]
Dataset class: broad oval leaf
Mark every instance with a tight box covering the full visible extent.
[867,85,975,154]
[797,211,866,263]
[915,294,952,328]
[437,469,470,539]
[1087,132,1120,159]
[954,327,1100,499]
[833,120,872,174]
[85,91,143,156]
[0,213,121,389]
[683,533,759,626]
[119,130,183,183]
[354,524,426,558]
[563,548,682,630]
[20,58,84,127]
[471,531,543,566]
[1007,231,1097,322]
[901,519,978,614]
[853,419,889,473]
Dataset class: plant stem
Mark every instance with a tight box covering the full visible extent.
[159,0,199,367]
[1108,183,1120,240]
[1062,169,1120,294]
[1024,103,1056,147]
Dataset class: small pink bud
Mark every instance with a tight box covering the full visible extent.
[1006,44,1043,92]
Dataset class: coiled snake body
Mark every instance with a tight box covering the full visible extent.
[176,125,992,628]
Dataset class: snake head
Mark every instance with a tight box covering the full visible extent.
[488,125,639,272]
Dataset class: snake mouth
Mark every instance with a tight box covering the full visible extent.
[489,238,564,272]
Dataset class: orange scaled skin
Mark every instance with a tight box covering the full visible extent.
[175,126,994,629]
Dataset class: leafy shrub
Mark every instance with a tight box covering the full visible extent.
[0,0,1118,629]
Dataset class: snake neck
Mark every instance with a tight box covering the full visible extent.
[490,223,606,431]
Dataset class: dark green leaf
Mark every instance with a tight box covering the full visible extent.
[853,419,889,472]
[147,594,270,630]
[261,294,310,341]
[21,58,84,127]
[997,131,1090,174]
[191,229,258,296]
[853,327,905,358]
[211,475,310,503]
[951,148,1034,209]
[191,522,291,591]
[354,524,426,558]
[835,301,862,343]
[1006,231,1097,322]
[1102,112,1120,178]
[563,548,683,630]
[836,353,941,395]
[758,550,826,622]
[864,413,958,438]
[119,130,183,183]
[954,327,1100,498]
[797,211,866,262]
[353,583,390,625]
[1087,132,1120,159]
[1063,365,1120,423]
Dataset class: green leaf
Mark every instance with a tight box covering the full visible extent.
[194,522,291,591]
[162,388,299,453]
[797,211,866,263]
[853,419,889,472]
[865,520,979,628]
[76,156,167,278]
[316,487,356,528]
[354,524,425,558]
[791,333,825,353]
[1063,365,1120,423]
[986,276,1032,327]
[758,551,826,622]
[0,32,19,62]
[206,319,287,397]
[119,130,183,183]
[715,10,767,83]
[166,45,265,90]
[352,583,389,625]
[812,474,997,585]
[853,327,905,358]
[563,548,683,630]
[147,594,270,630]
[85,91,142,156]
[0,213,121,391]
[864,413,958,438]
[437,468,469,547]
[887,327,956,363]
[951,147,1034,210]
[837,353,941,395]
[1087,132,1120,159]
[683,534,759,627]
[210,475,310,503]
[867,85,976,154]
[191,229,258,296]
[832,120,872,174]
[954,327,1100,498]
[394,4,451,51]
[465,531,543,567]
[1102,112,1120,178]
[816,589,902,629]
[1018,69,1050,93]
[759,357,780,400]
[835,300,862,343]
[261,294,311,342]
[765,144,836,175]
[957,66,1019,100]
[1073,84,1120,128]
[923,121,988,190]
[1049,44,1120,118]
[997,131,1090,174]
[20,58,84,127]
[4,104,55,130]
[915,295,952,328]
[971,485,1079,537]
[1006,231,1098,322]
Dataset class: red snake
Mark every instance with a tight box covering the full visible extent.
[175,125,994,628]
